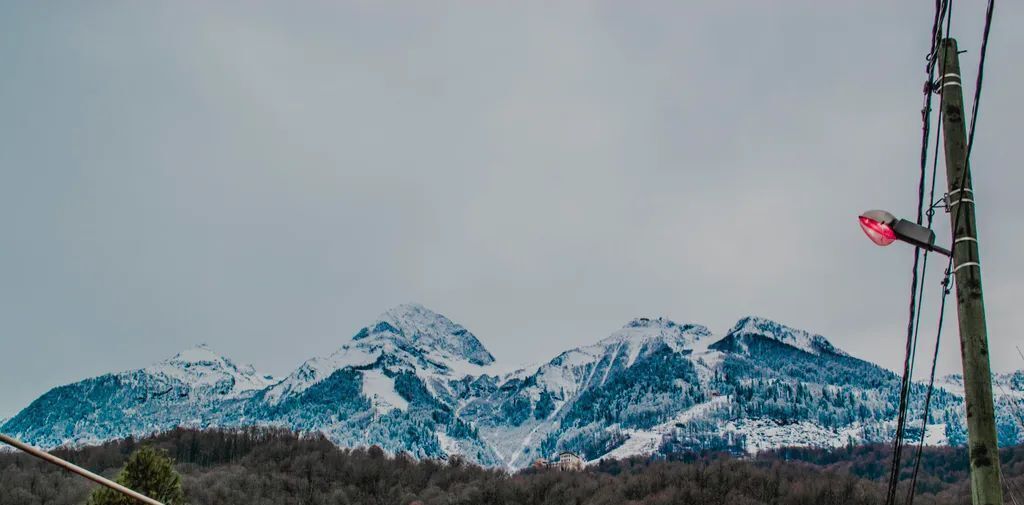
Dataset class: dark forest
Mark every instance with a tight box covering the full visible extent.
[4,428,1024,505]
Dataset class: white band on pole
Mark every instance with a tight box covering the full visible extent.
[953,262,981,274]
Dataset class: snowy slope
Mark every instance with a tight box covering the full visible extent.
[147,344,277,398]
[5,304,1019,469]
[266,303,496,405]
[712,316,847,357]
[250,304,505,464]
[528,318,709,401]
[464,318,714,468]
[1,346,274,448]
[596,396,731,462]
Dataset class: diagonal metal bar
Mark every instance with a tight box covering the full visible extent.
[0,432,165,505]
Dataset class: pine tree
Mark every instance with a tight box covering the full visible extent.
[86,446,186,505]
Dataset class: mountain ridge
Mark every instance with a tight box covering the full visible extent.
[3,303,1018,468]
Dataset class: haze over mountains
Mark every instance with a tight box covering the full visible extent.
[5,303,1024,469]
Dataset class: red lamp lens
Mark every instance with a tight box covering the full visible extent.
[859,216,897,246]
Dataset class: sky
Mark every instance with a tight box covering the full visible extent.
[1,1,1022,419]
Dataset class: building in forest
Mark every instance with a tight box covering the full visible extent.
[554,451,584,471]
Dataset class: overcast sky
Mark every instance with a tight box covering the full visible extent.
[2,1,1022,419]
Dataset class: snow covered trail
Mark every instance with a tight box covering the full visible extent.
[507,422,546,469]
[505,397,572,469]
[599,342,624,386]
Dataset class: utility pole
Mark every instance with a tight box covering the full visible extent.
[938,37,1004,505]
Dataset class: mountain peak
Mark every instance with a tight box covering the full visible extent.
[719,316,845,356]
[149,345,276,394]
[383,302,434,319]
[354,303,495,366]
[165,344,225,365]
[622,316,710,334]
[600,317,711,346]
[264,304,495,405]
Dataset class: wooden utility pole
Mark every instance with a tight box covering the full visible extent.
[938,37,1004,505]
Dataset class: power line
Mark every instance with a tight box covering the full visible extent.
[884,3,952,504]
[905,266,952,505]
[909,0,953,407]
[995,381,1024,441]
[995,381,1024,505]
[903,5,954,504]
[944,0,995,281]
[900,1,997,504]
[965,0,995,163]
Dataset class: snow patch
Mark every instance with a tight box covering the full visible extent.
[593,396,731,462]
[145,345,276,398]
[265,345,379,403]
[924,423,947,446]
[727,419,860,453]
[436,432,459,456]
[362,369,408,412]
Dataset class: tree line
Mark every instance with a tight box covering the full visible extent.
[4,427,1024,504]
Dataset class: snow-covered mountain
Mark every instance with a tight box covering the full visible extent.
[264,303,498,406]
[246,303,504,463]
[3,304,1021,468]
[1,344,276,448]
[151,345,278,398]
[710,316,847,357]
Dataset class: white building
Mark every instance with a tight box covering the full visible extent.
[554,451,584,471]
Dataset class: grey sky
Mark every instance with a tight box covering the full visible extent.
[2,1,1022,419]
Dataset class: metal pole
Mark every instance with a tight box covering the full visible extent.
[938,37,1004,505]
[0,432,165,505]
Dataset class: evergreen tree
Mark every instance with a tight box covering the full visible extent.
[86,446,186,505]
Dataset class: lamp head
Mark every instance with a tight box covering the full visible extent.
[858,210,898,247]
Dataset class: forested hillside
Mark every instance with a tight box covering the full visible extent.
[4,428,1024,505]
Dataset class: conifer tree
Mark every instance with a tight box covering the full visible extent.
[86,446,186,505]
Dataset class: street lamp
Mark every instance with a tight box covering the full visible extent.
[858,209,951,256]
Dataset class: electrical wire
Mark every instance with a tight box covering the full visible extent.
[905,266,952,505]
[907,0,952,412]
[900,1,997,504]
[885,170,925,505]
[1003,472,1023,505]
[944,0,995,278]
[996,382,1024,441]
[995,381,1024,505]
[902,6,954,504]
[884,3,951,504]
[965,0,995,164]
